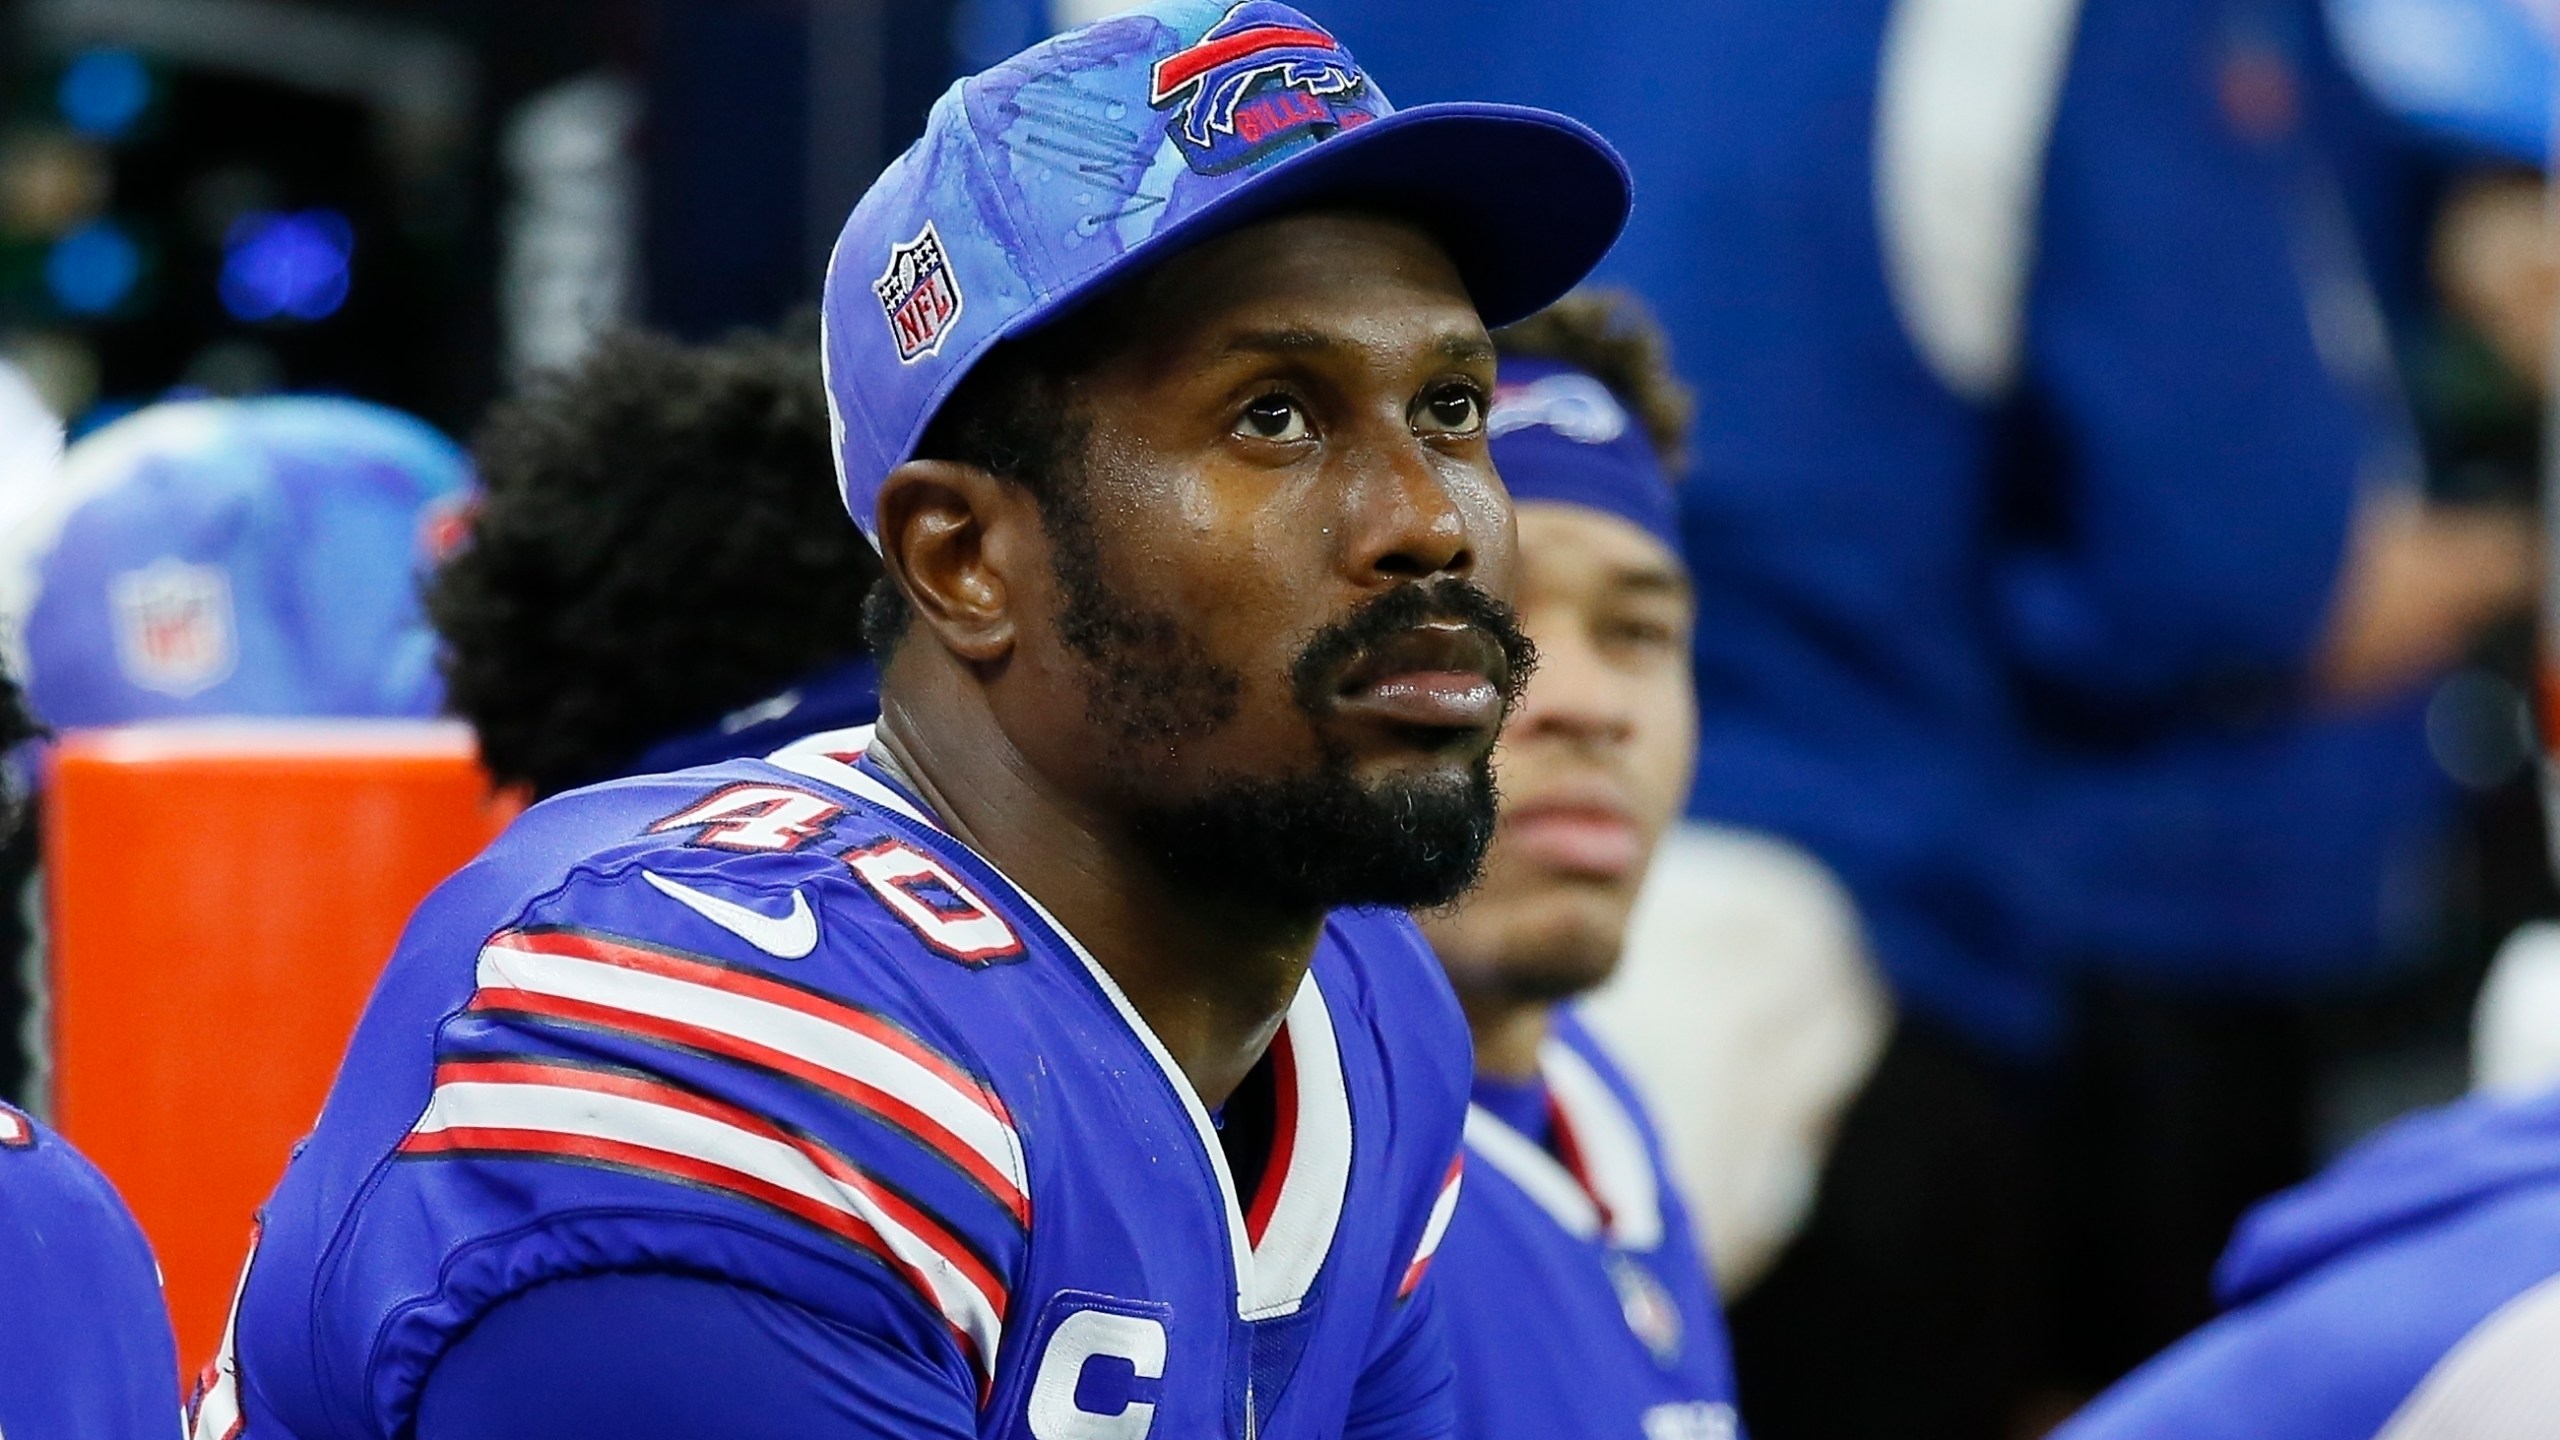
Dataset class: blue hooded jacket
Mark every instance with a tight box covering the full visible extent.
[2055,1084,2560,1438]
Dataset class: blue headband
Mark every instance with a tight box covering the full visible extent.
[1489,358,1681,559]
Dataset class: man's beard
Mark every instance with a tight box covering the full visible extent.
[1043,494,1534,913]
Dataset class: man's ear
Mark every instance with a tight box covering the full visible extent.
[873,458,1030,663]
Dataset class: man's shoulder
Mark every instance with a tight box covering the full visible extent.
[440,734,1050,998]
[0,1104,177,1440]
[236,741,1061,1436]
[2058,1181,2560,1440]
[0,1103,160,1280]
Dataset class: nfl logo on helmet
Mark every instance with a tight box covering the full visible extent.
[109,557,236,699]
[874,220,963,363]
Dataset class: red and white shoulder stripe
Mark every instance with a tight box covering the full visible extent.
[1398,1155,1466,1299]
[470,925,1028,1224]
[399,1054,1012,1383]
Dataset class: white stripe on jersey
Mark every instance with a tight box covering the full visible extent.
[2375,1271,2560,1440]
[1400,1157,1466,1297]
[1464,1104,1604,1241]
[1248,979,1354,1320]
[411,1073,1006,1370]
[1541,1037,1665,1251]
[476,933,1029,1210]
[764,724,938,828]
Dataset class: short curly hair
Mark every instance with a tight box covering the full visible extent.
[430,326,880,798]
[1493,287,1694,472]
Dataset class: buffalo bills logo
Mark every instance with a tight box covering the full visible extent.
[1148,2,1380,175]
[874,221,963,363]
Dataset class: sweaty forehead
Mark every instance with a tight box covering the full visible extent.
[1097,211,1490,370]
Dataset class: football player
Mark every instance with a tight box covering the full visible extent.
[426,324,882,800]
[1422,293,1742,1440]
[0,663,182,1439]
[191,4,1627,1438]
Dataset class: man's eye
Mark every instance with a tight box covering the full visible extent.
[1237,395,1310,442]
[1417,385,1485,436]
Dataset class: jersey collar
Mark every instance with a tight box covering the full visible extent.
[763,722,1355,1321]
[1463,1033,1664,1251]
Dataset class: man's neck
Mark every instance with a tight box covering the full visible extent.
[871,701,1319,1112]
[1463,993,1553,1082]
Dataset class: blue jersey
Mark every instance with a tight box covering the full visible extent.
[0,1102,181,1440]
[195,725,1471,1439]
[1435,1014,1740,1440]
[2054,1083,2560,1439]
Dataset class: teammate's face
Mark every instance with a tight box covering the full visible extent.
[1421,503,1694,1002]
[1004,211,1529,911]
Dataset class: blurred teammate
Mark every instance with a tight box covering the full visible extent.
[4,397,470,727]
[1424,293,1740,1440]
[427,326,880,799]
[191,5,1627,1437]
[2049,1079,2560,1439]
[0,665,181,1438]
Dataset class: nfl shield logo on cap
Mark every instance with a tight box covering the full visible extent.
[109,557,236,699]
[875,222,965,364]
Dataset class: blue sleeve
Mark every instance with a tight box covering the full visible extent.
[1996,0,2360,712]
[2052,1190,2560,1440]
[0,1110,180,1440]
[413,1272,975,1440]
[1342,1274,1459,1440]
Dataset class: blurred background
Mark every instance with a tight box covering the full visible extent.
[5,0,2560,1432]
[5,0,2536,1140]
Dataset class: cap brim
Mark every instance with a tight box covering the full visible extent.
[1028,102,1632,335]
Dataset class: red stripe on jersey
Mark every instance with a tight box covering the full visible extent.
[401,1058,1010,1330]
[491,927,1014,1129]
[1243,1028,1299,1247]
[1546,1091,1614,1236]
[1398,1155,1466,1300]
[469,986,1029,1227]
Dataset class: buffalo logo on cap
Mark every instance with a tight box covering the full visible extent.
[1148,2,1379,176]
[874,220,964,363]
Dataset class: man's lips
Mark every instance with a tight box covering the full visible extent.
[1327,622,1508,733]
[1503,793,1644,879]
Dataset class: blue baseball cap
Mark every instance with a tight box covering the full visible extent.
[820,0,1632,539]
[13,397,473,728]
[2330,0,2554,164]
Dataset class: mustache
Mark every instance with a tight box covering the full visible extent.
[1289,578,1538,718]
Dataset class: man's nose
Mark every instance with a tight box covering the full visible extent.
[1341,440,1483,585]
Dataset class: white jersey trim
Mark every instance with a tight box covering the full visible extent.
[1541,1036,1665,1251]
[1465,1103,1604,1241]
[758,721,1356,1320]
[411,1071,1006,1371]
[765,723,937,828]
[476,930,1029,1209]
[1463,1037,1666,1252]
[2373,1270,2560,1440]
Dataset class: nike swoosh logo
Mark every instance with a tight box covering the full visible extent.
[642,871,819,959]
